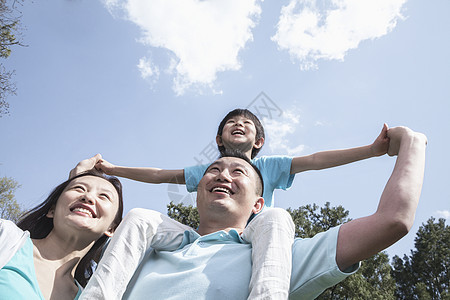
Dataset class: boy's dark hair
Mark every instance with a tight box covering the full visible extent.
[17,170,124,287]
[217,109,265,159]
[219,149,264,197]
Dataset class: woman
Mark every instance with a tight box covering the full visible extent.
[0,170,124,299]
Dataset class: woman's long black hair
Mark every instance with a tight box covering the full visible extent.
[16,170,124,287]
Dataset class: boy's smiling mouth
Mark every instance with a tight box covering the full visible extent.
[232,129,245,135]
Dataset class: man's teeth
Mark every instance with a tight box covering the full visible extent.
[73,207,93,217]
[212,187,232,194]
[232,130,244,135]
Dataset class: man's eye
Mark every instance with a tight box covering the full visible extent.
[234,169,244,174]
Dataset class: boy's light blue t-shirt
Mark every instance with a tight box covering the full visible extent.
[123,226,359,300]
[184,155,295,208]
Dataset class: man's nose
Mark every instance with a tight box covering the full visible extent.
[216,169,232,182]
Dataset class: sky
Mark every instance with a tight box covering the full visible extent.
[1,0,449,259]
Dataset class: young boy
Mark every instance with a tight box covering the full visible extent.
[77,109,389,300]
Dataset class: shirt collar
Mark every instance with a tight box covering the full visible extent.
[178,229,246,249]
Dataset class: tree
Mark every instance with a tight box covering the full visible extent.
[0,176,22,222]
[0,0,23,116]
[392,217,450,299]
[167,201,199,229]
[167,201,396,298]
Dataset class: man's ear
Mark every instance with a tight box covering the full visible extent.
[252,197,264,214]
[253,137,264,150]
[216,135,224,147]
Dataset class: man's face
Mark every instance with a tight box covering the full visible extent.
[217,115,263,154]
[196,157,264,221]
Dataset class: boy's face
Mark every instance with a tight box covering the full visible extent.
[217,115,264,156]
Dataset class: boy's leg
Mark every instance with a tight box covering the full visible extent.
[241,208,295,300]
[79,208,191,300]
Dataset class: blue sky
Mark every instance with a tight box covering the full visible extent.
[1,0,449,259]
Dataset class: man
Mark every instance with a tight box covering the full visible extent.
[116,126,426,299]
[76,126,426,299]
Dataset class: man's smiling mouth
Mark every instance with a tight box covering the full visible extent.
[211,186,234,195]
[232,129,244,135]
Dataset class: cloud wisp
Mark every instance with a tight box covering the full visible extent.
[103,0,262,95]
[263,109,305,156]
[272,0,408,70]
[436,210,450,221]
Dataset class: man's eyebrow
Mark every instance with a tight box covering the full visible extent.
[206,161,223,170]
[230,162,251,173]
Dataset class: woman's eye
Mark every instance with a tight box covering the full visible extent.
[74,186,85,192]
[99,193,111,201]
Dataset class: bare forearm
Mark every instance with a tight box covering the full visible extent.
[110,166,185,184]
[291,145,374,174]
[377,132,426,229]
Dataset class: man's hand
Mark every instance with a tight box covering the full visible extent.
[69,154,103,179]
[370,123,390,157]
[387,126,428,156]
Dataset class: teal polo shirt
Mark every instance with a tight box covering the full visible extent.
[123,226,358,300]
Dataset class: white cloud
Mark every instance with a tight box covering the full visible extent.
[103,0,262,95]
[436,210,450,220]
[137,57,160,81]
[263,109,305,156]
[272,0,407,70]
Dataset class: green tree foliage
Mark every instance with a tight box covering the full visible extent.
[392,217,450,299]
[0,0,23,116]
[287,202,396,299]
[168,201,396,298]
[167,201,199,229]
[0,176,22,222]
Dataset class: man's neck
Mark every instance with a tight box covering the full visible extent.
[197,217,246,236]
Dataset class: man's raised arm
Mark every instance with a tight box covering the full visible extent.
[336,126,427,271]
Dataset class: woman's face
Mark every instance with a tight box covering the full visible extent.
[48,175,120,239]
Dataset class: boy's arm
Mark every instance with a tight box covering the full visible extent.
[335,126,427,271]
[69,154,185,184]
[290,124,390,174]
[103,165,185,184]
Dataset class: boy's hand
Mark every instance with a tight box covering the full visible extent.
[69,154,103,179]
[95,158,116,175]
[370,123,390,157]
